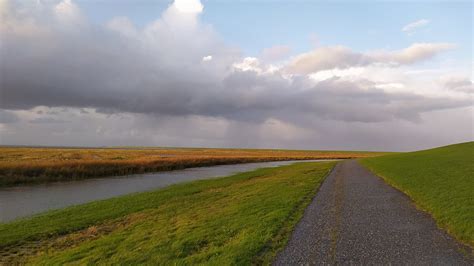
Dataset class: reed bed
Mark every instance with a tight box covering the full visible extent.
[0,147,386,187]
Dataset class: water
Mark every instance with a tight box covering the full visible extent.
[0,160,332,223]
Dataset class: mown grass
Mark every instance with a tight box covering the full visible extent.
[360,142,474,247]
[0,161,336,264]
[0,146,383,187]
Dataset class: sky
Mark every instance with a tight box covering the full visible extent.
[0,0,472,151]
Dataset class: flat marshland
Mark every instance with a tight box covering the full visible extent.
[0,161,336,264]
[0,146,385,187]
[361,142,474,247]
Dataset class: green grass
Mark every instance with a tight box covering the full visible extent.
[0,161,336,264]
[360,142,474,247]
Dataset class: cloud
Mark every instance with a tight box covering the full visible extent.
[54,0,83,25]
[261,45,291,62]
[106,16,137,37]
[402,19,430,35]
[173,0,203,14]
[232,57,266,73]
[1,0,237,111]
[441,76,474,94]
[29,117,69,124]
[285,43,454,74]
[0,0,471,150]
[0,1,466,123]
[2,106,472,151]
[285,46,371,75]
[370,43,455,64]
[0,110,19,124]
[202,55,213,62]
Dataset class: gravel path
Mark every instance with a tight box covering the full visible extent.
[274,160,473,265]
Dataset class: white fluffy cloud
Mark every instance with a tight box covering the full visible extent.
[173,0,203,14]
[371,43,455,64]
[202,55,213,62]
[285,43,455,75]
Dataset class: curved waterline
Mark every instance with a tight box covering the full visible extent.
[0,160,336,222]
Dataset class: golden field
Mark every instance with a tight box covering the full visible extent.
[0,146,388,187]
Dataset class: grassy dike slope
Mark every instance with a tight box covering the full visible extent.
[0,161,336,264]
[361,142,474,247]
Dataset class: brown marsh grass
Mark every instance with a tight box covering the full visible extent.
[0,146,388,187]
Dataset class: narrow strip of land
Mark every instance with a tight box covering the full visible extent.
[274,160,472,265]
[0,160,321,222]
[0,162,336,264]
